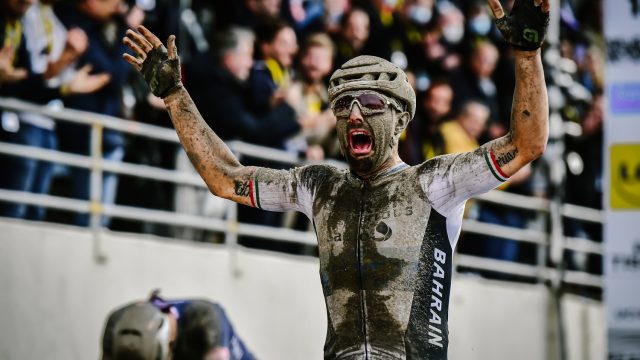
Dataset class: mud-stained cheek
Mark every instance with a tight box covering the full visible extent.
[335,121,349,155]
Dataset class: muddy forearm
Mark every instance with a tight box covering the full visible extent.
[486,49,548,178]
[510,49,549,161]
[163,86,247,199]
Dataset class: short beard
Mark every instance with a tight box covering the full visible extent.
[346,155,376,176]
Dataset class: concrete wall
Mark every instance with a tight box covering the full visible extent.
[0,219,604,360]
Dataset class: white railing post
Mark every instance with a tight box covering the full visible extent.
[90,122,106,263]
[226,148,241,278]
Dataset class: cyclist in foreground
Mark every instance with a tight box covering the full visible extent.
[123,0,549,357]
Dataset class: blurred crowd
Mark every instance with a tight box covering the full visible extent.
[0,0,604,272]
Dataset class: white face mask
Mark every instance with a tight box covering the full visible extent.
[469,14,492,36]
[384,0,400,8]
[409,5,432,25]
[442,24,464,44]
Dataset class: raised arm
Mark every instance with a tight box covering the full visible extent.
[122,26,255,206]
[484,0,550,177]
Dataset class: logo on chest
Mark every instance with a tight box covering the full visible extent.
[373,221,392,241]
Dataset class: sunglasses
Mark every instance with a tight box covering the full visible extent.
[331,92,404,117]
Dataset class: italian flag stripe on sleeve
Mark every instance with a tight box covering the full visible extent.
[249,180,256,207]
[255,178,261,209]
[483,148,510,182]
[249,170,261,209]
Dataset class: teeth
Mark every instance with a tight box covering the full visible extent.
[352,131,368,136]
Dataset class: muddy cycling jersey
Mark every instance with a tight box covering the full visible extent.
[249,147,507,359]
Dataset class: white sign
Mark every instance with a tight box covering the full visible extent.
[604,1,640,358]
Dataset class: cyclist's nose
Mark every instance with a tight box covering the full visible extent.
[348,102,364,124]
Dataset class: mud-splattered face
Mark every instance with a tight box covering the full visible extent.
[332,91,409,177]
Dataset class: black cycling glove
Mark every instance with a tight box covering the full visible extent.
[495,0,550,51]
[141,44,182,98]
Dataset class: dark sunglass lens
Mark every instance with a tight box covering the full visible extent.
[358,94,386,110]
[334,95,355,111]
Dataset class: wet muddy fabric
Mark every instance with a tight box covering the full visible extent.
[249,148,505,359]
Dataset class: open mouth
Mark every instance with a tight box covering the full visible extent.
[349,129,373,155]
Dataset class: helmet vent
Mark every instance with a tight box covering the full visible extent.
[378,72,398,81]
[335,72,400,85]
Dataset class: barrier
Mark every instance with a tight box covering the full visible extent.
[0,96,603,289]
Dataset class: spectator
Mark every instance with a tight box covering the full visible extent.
[289,32,337,161]
[0,0,109,220]
[215,0,283,33]
[451,39,501,137]
[391,0,438,73]
[54,0,132,227]
[283,31,337,233]
[247,19,299,120]
[282,0,326,39]
[186,26,300,147]
[400,78,453,164]
[323,0,350,35]
[412,7,463,79]
[332,7,370,72]
[464,1,495,40]
[566,93,604,212]
[0,46,27,84]
[433,0,465,67]
[352,0,400,63]
[564,93,603,272]
[101,291,255,360]
[440,99,488,154]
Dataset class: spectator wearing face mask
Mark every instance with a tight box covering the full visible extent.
[409,2,464,80]
[434,1,465,68]
[463,1,497,40]
[365,0,438,81]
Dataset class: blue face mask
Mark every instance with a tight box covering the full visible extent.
[469,14,492,36]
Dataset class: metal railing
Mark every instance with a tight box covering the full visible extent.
[0,96,603,288]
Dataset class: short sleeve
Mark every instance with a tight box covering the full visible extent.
[250,165,333,220]
[418,147,508,217]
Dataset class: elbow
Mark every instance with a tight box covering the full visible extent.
[206,179,231,201]
[524,142,547,162]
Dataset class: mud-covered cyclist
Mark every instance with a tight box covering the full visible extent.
[123,0,549,358]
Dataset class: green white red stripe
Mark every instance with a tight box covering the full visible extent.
[483,148,509,182]
[249,173,261,209]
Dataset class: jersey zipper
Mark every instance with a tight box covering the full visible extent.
[356,182,369,359]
